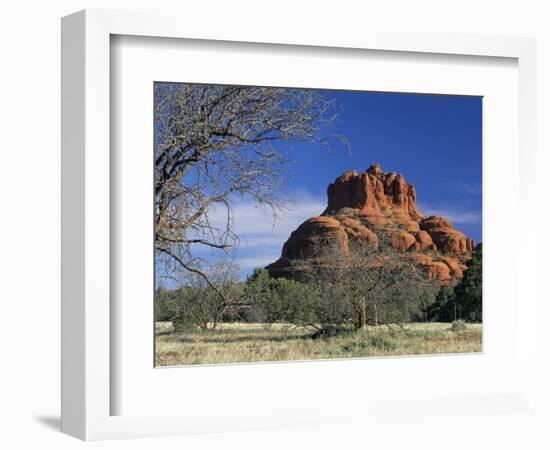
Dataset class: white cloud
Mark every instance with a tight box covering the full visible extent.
[418,204,481,225]
[235,254,282,272]
[205,193,325,275]
[192,195,481,277]
[449,181,482,196]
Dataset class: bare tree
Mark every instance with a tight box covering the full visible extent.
[154,83,347,291]
[290,236,356,334]
[291,236,434,332]
[345,242,434,329]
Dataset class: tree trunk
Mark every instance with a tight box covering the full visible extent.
[374,304,378,327]
[360,299,368,330]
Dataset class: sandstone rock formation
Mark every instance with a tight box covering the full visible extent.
[267,163,475,284]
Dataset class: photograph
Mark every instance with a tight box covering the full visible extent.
[154,82,482,366]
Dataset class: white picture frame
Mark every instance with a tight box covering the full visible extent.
[61,9,537,441]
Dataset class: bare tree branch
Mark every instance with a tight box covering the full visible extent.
[156,247,228,302]
[154,83,349,287]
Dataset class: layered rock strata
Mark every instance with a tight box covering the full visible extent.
[267,163,475,284]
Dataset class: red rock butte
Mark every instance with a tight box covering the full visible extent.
[267,163,475,284]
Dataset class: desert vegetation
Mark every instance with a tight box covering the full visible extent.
[155,240,482,365]
[155,322,482,366]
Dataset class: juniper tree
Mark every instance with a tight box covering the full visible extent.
[454,243,482,322]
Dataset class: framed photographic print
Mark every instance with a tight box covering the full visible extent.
[62,9,537,441]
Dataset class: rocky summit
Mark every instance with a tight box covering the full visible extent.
[266,163,475,284]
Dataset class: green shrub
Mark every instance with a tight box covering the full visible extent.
[450,319,467,332]
[172,313,200,333]
[454,243,482,322]
[155,286,181,321]
[424,243,482,323]
[311,325,352,339]
[245,268,318,327]
[367,333,399,350]
[425,285,456,322]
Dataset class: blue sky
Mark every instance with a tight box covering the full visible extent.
[224,90,482,278]
[287,91,482,235]
[163,89,482,280]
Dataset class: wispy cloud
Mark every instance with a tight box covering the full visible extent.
[202,193,481,275]
[418,203,481,225]
[234,255,283,272]
[204,193,325,276]
[448,181,482,196]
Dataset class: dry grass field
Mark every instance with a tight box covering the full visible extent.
[155,321,482,366]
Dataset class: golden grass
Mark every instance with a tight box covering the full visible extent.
[155,322,482,366]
